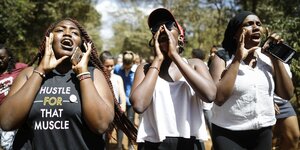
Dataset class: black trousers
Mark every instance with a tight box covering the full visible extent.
[211,124,272,150]
[138,137,205,150]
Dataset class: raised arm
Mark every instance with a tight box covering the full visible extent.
[209,55,240,106]
[0,67,44,130]
[130,61,161,114]
[272,59,294,99]
[0,34,68,130]
[209,30,258,106]
[72,42,114,134]
[173,55,216,102]
[261,33,294,99]
[80,68,114,134]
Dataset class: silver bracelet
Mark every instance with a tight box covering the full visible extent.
[33,70,46,78]
[76,72,91,78]
[149,66,160,72]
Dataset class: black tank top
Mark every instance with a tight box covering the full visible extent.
[13,67,105,150]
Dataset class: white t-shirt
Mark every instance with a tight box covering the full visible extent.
[137,75,208,143]
[211,48,276,130]
[110,73,121,103]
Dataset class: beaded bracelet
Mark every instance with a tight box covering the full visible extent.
[33,70,46,78]
[76,72,91,78]
[149,66,160,72]
[78,74,91,81]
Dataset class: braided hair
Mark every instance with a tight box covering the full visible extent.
[29,18,137,142]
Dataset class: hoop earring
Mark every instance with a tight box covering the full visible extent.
[178,36,183,42]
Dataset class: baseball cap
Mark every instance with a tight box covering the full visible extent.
[148,8,184,37]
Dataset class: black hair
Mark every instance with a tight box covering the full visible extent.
[29,18,137,142]
[99,50,114,63]
[192,48,206,60]
[222,11,255,57]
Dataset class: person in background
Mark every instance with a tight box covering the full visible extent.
[0,44,27,150]
[134,53,141,65]
[99,50,127,150]
[272,64,299,150]
[192,48,206,61]
[130,8,216,150]
[207,45,226,67]
[115,54,123,67]
[0,18,136,150]
[209,11,294,150]
[114,50,137,150]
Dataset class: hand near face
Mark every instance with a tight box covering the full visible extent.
[39,33,69,74]
[153,26,164,61]
[162,24,178,57]
[235,29,259,61]
[261,32,284,57]
[72,42,92,74]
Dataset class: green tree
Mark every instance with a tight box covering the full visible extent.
[0,0,102,63]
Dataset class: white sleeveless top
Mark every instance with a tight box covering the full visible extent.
[211,48,276,130]
[110,74,120,103]
[137,74,208,143]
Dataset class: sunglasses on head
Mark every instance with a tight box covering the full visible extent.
[150,21,176,33]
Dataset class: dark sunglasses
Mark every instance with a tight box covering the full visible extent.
[150,21,176,33]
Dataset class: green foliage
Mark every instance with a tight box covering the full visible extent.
[253,0,300,110]
[109,8,152,60]
[0,0,102,63]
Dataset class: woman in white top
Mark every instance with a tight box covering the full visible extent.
[130,8,216,150]
[209,11,294,150]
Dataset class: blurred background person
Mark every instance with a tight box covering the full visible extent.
[99,50,127,150]
[0,44,27,150]
[114,50,136,150]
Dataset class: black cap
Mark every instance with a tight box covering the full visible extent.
[148,8,184,37]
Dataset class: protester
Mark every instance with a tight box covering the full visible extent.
[0,18,136,150]
[114,50,137,150]
[209,11,294,150]
[99,50,127,149]
[0,44,27,150]
[130,8,216,150]
[272,65,299,150]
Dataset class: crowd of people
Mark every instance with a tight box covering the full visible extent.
[0,7,298,150]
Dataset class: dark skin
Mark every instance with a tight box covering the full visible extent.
[0,20,114,134]
[209,15,294,106]
[0,48,9,74]
[130,23,216,114]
